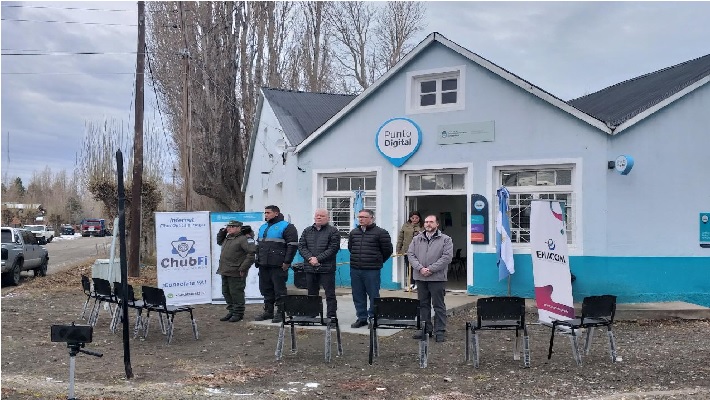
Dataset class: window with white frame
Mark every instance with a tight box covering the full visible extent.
[406,66,465,114]
[321,175,377,237]
[498,167,575,244]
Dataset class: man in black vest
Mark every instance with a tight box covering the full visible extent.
[298,208,341,318]
[254,205,299,323]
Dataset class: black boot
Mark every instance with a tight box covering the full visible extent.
[271,304,284,323]
[254,304,274,321]
[219,313,233,322]
[228,314,243,322]
[412,323,433,339]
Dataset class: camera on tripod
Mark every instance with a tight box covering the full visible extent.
[51,323,93,345]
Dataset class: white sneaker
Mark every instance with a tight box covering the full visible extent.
[410,284,417,292]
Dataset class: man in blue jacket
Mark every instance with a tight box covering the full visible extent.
[254,205,299,323]
[347,209,393,328]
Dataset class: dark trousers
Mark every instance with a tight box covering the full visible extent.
[416,280,447,333]
[221,275,246,316]
[306,271,337,317]
[258,266,288,306]
[350,268,381,321]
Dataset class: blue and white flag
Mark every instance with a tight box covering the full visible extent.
[496,186,515,281]
[353,190,365,227]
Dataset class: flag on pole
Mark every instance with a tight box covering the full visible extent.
[496,186,515,281]
[353,190,365,227]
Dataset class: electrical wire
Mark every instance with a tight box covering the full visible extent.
[0,18,137,27]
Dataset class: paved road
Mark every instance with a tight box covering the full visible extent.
[44,235,114,275]
[1,235,113,291]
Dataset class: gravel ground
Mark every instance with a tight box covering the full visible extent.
[2,263,709,400]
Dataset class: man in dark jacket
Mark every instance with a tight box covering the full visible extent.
[254,205,299,323]
[347,209,393,328]
[216,220,256,322]
[298,208,341,318]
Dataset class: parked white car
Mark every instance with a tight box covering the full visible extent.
[23,225,55,244]
[2,227,49,285]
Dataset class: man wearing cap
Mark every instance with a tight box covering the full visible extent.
[216,220,256,322]
[254,205,299,323]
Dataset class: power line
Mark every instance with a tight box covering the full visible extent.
[0,18,137,27]
[2,51,142,56]
[145,46,174,161]
[1,4,130,12]
[1,72,142,75]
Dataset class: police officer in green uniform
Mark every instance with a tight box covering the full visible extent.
[216,220,256,322]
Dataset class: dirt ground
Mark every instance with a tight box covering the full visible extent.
[2,262,710,400]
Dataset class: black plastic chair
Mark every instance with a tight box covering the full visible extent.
[141,286,199,344]
[465,296,530,368]
[89,278,119,328]
[548,295,618,366]
[80,275,98,320]
[369,297,427,368]
[275,295,342,362]
[109,282,145,338]
[448,249,466,280]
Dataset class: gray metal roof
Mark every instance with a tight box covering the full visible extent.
[569,54,710,129]
[261,88,356,145]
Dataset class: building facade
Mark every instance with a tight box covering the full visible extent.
[243,33,710,306]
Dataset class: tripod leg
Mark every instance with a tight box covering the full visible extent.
[68,355,76,400]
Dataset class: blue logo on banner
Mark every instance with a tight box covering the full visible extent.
[375,117,422,167]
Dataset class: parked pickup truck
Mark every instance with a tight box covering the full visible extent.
[1,227,49,286]
[23,224,55,244]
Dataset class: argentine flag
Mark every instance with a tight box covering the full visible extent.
[496,186,515,281]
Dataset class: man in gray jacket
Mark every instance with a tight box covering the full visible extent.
[407,214,453,342]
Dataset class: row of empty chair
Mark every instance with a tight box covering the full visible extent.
[80,276,617,366]
[276,294,618,368]
[81,275,199,344]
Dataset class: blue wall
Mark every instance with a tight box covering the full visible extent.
[287,249,398,290]
[472,253,710,307]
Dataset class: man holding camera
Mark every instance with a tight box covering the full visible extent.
[216,220,256,322]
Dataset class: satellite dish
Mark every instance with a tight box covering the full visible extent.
[274,138,287,155]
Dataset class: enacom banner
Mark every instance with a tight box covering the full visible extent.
[530,200,575,325]
[155,212,212,306]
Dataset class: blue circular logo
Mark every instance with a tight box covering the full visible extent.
[474,200,485,211]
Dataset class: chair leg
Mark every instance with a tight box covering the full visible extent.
[548,324,556,360]
[166,314,175,344]
[275,322,285,361]
[325,323,332,363]
[368,323,375,365]
[569,330,583,366]
[289,322,297,354]
[133,310,143,338]
[189,310,199,340]
[157,312,167,335]
[419,338,428,368]
[110,305,121,333]
[419,330,428,369]
[89,299,102,327]
[334,319,343,356]
[523,326,531,368]
[473,331,480,368]
[81,295,91,319]
[607,326,618,363]
[464,322,471,363]
[373,326,379,357]
[584,327,595,355]
[143,311,152,339]
[513,328,521,361]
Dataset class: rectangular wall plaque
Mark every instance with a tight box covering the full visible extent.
[437,121,495,145]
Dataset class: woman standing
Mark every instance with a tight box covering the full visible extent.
[396,210,423,291]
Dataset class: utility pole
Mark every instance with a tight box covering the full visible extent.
[129,0,145,277]
[179,2,192,210]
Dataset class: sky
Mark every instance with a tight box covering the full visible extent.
[2,1,709,186]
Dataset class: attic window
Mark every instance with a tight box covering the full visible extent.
[406,65,465,114]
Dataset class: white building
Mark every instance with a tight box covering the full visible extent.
[243,33,710,306]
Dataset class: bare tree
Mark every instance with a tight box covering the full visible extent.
[375,2,427,70]
[329,2,378,91]
[299,1,336,92]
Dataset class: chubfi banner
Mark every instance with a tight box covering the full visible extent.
[155,212,212,306]
[530,200,575,325]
